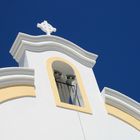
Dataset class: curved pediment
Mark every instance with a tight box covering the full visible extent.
[0,67,35,104]
[10,33,98,68]
[102,87,140,131]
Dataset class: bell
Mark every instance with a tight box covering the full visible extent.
[54,70,62,80]
[66,74,76,85]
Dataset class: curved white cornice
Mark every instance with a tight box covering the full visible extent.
[10,33,98,68]
[102,87,140,120]
[0,67,34,77]
[0,67,34,88]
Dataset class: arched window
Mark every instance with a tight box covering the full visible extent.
[47,57,92,114]
[52,61,84,107]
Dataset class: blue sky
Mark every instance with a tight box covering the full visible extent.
[0,0,140,102]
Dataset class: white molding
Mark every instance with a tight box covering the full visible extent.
[102,87,140,120]
[10,33,98,68]
[0,67,34,77]
[0,67,34,88]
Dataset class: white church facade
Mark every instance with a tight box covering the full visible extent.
[0,21,139,139]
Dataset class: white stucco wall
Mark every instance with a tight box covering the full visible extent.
[107,114,140,139]
[23,50,140,139]
[22,50,109,140]
[0,38,140,140]
[0,49,139,140]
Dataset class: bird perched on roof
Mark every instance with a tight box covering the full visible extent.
[37,20,56,35]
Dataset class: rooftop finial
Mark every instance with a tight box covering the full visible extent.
[37,20,56,35]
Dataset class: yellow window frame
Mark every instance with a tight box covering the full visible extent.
[47,57,92,114]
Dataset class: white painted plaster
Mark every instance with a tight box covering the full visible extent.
[0,34,139,140]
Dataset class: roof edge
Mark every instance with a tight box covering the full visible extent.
[0,67,34,88]
[10,33,98,68]
[102,87,140,120]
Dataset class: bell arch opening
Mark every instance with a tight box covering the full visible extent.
[47,57,92,114]
[52,61,84,107]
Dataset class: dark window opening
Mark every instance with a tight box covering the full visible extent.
[52,61,84,107]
